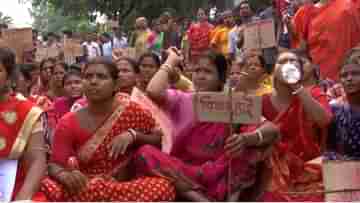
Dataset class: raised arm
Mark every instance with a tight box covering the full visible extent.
[294,86,332,127]
[146,48,183,105]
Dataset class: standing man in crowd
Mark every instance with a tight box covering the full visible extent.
[228,0,255,59]
[134,17,151,59]
[82,33,101,61]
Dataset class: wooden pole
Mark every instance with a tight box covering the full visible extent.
[227,87,234,200]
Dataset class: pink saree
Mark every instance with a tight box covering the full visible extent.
[134,90,264,201]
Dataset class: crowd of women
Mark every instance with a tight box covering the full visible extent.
[1,0,360,202]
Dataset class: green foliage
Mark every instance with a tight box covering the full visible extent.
[0,12,13,25]
[29,0,271,34]
[30,1,96,35]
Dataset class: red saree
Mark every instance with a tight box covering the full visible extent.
[46,96,81,135]
[291,4,318,49]
[0,94,46,201]
[187,22,214,63]
[29,95,53,111]
[258,86,331,201]
[41,97,176,201]
[307,0,360,81]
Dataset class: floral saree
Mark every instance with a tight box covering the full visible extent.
[0,94,46,201]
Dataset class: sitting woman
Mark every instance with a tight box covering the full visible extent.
[40,58,175,202]
[116,57,140,94]
[326,47,360,105]
[46,68,83,143]
[326,54,360,160]
[46,62,67,100]
[227,50,332,201]
[135,48,280,201]
[230,50,273,95]
[12,63,52,110]
[137,52,163,91]
[0,48,47,201]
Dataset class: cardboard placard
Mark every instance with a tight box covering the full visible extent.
[243,19,276,50]
[35,46,48,62]
[35,46,60,62]
[131,88,174,153]
[0,160,18,202]
[194,92,262,124]
[64,38,83,57]
[64,38,83,64]
[2,28,33,63]
[323,160,360,201]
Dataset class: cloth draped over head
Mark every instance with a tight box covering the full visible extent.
[306,0,360,81]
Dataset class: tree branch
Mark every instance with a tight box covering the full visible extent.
[119,0,137,22]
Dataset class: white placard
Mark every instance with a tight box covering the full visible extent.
[0,160,18,202]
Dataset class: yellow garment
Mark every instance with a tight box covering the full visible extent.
[256,76,273,96]
[224,75,273,96]
[210,26,231,56]
[135,30,151,58]
[174,75,194,92]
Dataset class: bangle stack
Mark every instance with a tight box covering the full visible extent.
[128,129,137,143]
[255,130,264,146]
[292,85,304,95]
[54,168,67,179]
[160,64,173,74]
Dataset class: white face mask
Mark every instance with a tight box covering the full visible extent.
[281,63,301,84]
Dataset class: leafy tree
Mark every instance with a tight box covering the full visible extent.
[30,0,271,33]
[0,12,13,25]
[30,1,96,34]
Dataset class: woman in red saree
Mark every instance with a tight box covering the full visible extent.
[29,59,66,110]
[40,57,175,202]
[30,58,55,97]
[136,48,280,201]
[227,50,332,201]
[12,63,52,110]
[46,68,83,143]
[0,48,47,201]
[186,8,214,63]
[116,57,140,94]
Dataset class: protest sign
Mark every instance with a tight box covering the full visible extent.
[35,46,48,62]
[0,160,18,202]
[193,92,262,124]
[64,38,83,64]
[35,46,60,62]
[323,160,360,201]
[2,28,33,63]
[243,19,276,50]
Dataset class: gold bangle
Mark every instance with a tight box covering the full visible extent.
[128,129,137,143]
[292,86,304,95]
[255,130,264,146]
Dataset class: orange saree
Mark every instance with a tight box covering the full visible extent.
[0,94,46,201]
[291,4,318,49]
[41,97,176,201]
[307,0,360,81]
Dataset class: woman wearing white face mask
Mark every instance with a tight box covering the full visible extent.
[225,50,332,201]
